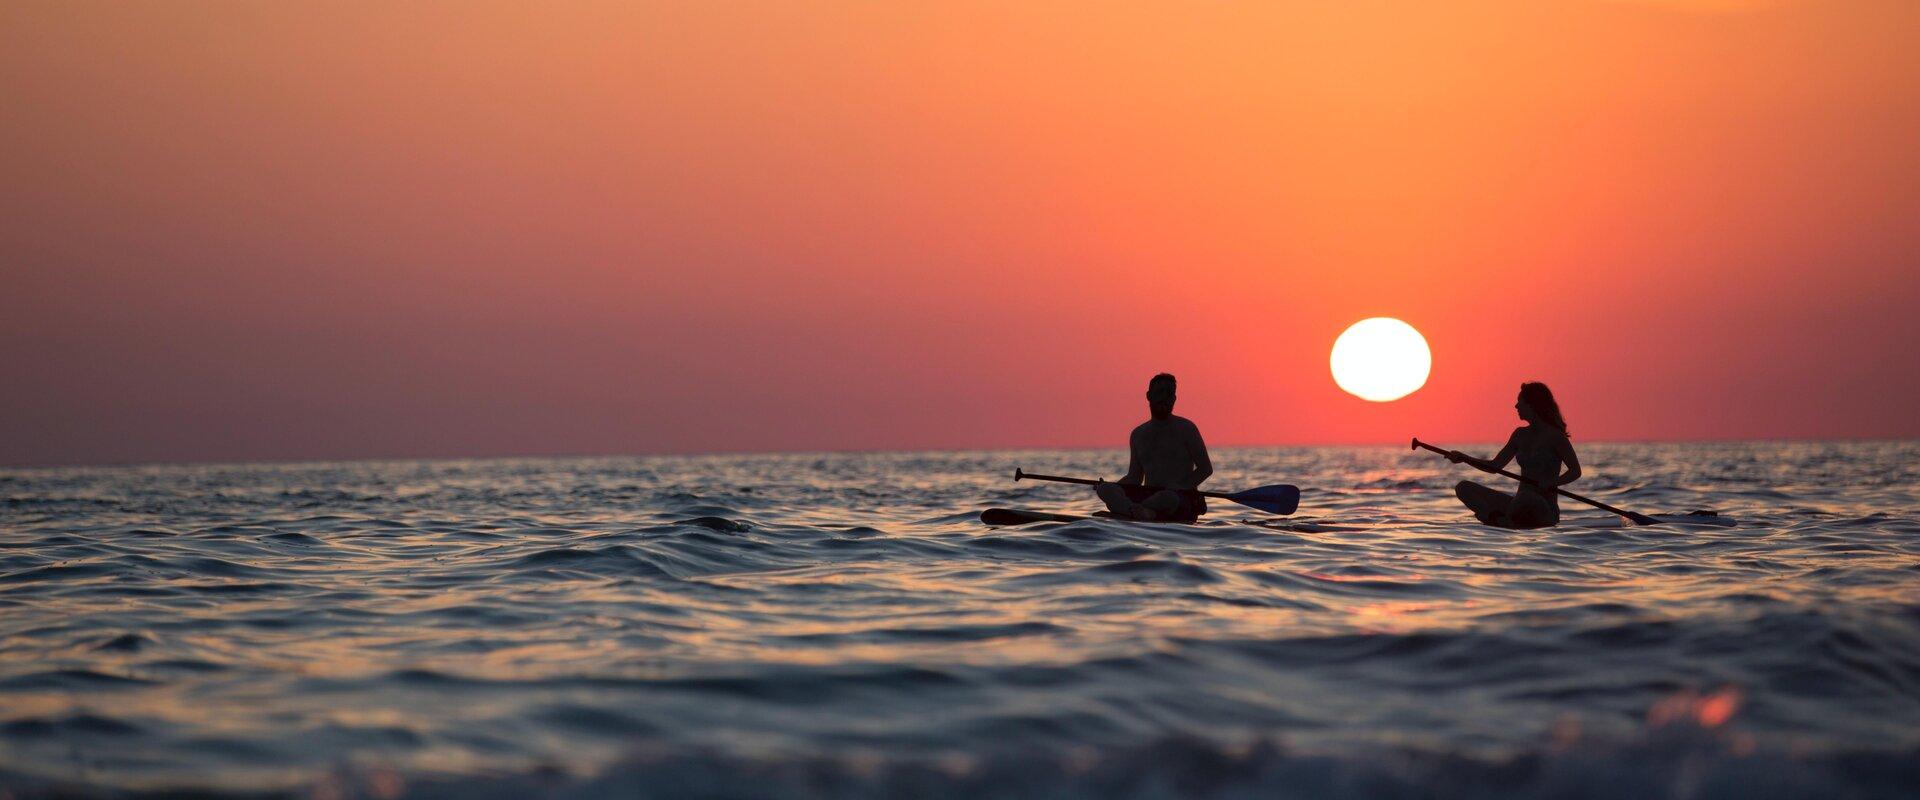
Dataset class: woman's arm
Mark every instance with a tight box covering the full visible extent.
[1449,430,1521,473]
[1551,434,1582,487]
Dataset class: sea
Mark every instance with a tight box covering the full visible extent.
[2,442,1917,799]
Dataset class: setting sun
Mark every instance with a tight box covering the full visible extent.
[1330,318,1431,402]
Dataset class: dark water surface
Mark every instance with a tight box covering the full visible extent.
[2,443,1917,797]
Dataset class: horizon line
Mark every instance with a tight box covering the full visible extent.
[3,433,1912,472]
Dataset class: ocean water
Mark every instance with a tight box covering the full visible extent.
[2,442,1918,798]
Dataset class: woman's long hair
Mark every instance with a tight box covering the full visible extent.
[1519,382,1568,435]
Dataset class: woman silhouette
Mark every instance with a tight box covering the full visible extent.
[1447,382,1582,528]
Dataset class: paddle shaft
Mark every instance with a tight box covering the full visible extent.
[1014,469,1221,498]
[1411,438,1655,523]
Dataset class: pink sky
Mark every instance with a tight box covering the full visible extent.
[3,1,1918,466]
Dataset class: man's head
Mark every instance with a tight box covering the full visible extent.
[1146,373,1177,419]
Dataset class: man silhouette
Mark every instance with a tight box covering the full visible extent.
[1096,373,1212,521]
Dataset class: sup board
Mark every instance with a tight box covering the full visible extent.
[1560,511,1737,529]
[978,508,1203,526]
[979,508,1088,525]
[981,508,1734,529]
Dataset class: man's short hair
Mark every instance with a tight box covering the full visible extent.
[1149,373,1177,392]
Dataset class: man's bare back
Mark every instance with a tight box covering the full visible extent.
[1130,416,1208,489]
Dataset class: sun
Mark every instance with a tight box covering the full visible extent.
[1330,318,1431,402]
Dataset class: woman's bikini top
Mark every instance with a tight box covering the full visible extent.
[1514,427,1565,500]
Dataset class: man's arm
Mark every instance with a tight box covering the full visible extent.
[1184,422,1212,489]
[1120,429,1145,485]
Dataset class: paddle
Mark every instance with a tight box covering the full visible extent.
[1012,468,1300,515]
[1410,438,1660,526]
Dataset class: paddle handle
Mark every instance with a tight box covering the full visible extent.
[1411,438,1655,524]
[1014,469,1224,499]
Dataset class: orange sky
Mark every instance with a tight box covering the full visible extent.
[3,1,1918,465]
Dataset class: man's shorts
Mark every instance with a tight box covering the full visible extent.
[1120,484,1207,521]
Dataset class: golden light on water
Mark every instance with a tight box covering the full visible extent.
[1330,318,1432,402]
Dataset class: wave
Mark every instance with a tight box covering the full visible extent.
[0,444,1915,796]
[10,734,1914,799]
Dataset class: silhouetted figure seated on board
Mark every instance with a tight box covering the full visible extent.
[1096,373,1212,522]
[1446,381,1583,529]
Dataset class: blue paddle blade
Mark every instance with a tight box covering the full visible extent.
[1226,484,1300,515]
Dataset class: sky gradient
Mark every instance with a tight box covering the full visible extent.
[4,1,1918,466]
